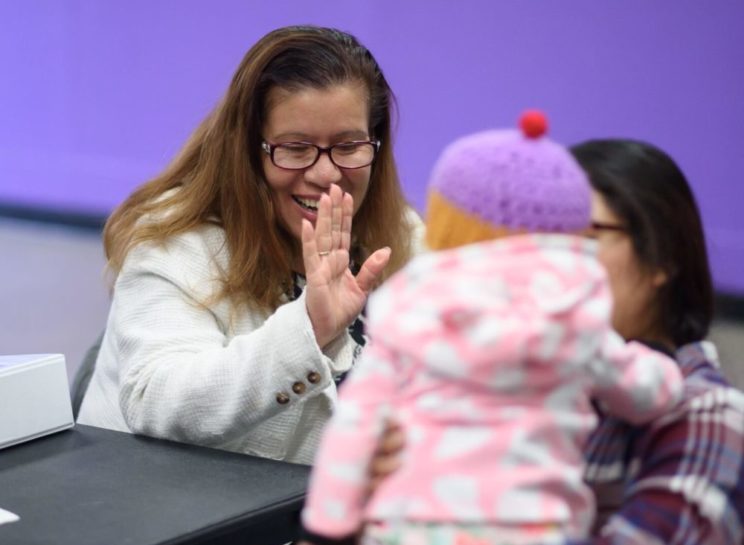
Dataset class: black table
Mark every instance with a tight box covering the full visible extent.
[0,425,310,545]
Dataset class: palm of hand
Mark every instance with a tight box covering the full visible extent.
[303,184,390,348]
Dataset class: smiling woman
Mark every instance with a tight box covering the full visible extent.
[572,138,744,544]
[261,84,374,258]
[75,25,424,464]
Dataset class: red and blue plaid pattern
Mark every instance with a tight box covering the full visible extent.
[582,341,744,545]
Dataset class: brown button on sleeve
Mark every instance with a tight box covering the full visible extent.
[292,381,306,394]
[307,371,321,384]
[276,392,290,405]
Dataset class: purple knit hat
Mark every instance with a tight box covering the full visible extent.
[427,111,591,236]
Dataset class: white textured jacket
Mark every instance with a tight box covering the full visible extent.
[78,212,424,464]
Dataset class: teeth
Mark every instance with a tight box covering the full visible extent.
[294,197,319,210]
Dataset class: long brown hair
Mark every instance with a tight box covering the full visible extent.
[104,25,415,311]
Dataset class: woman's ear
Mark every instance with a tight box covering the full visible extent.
[652,267,670,288]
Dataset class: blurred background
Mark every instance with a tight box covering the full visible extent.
[1,1,742,387]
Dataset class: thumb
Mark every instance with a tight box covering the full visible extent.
[356,247,391,293]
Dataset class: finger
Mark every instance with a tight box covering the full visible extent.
[330,184,343,250]
[366,420,404,495]
[378,422,405,454]
[369,452,403,480]
[355,247,391,293]
[366,475,387,497]
[301,219,321,273]
[341,191,353,252]
[329,247,351,278]
[315,193,332,254]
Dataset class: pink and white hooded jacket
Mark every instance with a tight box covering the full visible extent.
[302,234,684,543]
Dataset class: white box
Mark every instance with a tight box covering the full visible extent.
[0,354,74,450]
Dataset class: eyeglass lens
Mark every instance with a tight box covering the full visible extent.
[272,142,376,169]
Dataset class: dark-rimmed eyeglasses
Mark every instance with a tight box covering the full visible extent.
[261,140,380,170]
[590,221,626,232]
[587,221,627,239]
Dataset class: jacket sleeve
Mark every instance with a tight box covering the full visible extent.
[588,330,684,425]
[301,340,399,539]
[111,229,353,445]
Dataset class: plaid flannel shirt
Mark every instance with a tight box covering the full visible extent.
[581,341,744,545]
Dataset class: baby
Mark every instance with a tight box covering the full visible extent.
[300,112,684,545]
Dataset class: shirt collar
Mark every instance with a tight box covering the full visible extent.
[675,340,720,375]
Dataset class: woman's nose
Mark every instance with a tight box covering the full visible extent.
[304,151,342,187]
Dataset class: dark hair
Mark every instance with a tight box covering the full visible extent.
[104,25,415,310]
[570,139,713,346]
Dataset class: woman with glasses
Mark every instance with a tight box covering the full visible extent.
[573,139,744,544]
[77,25,424,464]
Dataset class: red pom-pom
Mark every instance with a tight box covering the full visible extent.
[519,110,548,139]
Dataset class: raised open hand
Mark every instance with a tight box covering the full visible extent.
[303,184,391,348]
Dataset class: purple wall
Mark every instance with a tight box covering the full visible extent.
[1,1,743,293]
